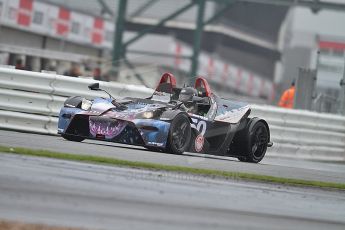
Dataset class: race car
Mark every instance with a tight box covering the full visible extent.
[58,73,272,163]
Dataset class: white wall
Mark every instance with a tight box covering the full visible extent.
[291,7,345,38]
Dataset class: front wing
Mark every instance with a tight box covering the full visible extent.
[58,108,171,148]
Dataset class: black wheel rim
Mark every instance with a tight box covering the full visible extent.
[251,125,268,159]
[171,119,189,150]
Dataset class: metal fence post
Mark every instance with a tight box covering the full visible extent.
[112,0,128,78]
[294,68,317,110]
[191,0,206,77]
[339,57,345,115]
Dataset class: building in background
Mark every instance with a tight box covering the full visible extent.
[280,6,345,112]
[0,0,344,106]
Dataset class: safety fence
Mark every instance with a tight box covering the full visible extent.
[251,105,345,161]
[0,67,344,161]
[0,67,153,134]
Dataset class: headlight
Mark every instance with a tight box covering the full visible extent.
[142,111,154,119]
[81,99,92,110]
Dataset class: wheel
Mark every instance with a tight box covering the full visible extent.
[61,134,85,142]
[166,113,191,154]
[238,121,269,163]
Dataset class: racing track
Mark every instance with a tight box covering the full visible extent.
[0,153,344,230]
[1,130,345,183]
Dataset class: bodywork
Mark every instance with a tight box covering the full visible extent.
[58,73,270,158]
[58,97,172,148]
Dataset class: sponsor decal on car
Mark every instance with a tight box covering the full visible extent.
[195,134,205,152]
[147,142,164,147]
[160,117,170,121]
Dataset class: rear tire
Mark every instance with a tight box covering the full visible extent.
[166,114,191,155]
[61,134,85,142]
[238,120,268,163]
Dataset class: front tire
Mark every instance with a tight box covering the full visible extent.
[166,114,191,154]
[61,134,85,142]
[238,120,269,163]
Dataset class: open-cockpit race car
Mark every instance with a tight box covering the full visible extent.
[58,73,272,163]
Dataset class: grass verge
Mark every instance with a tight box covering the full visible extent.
[0,145,344,190]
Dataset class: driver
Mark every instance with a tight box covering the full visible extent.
[178,87,198,114]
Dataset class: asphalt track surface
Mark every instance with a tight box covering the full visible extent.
[0,153,345,230]
[1,130,345,183]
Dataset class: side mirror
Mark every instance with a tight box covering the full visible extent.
[88,83,100,91]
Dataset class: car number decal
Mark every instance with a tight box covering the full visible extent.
[191,118,207,136]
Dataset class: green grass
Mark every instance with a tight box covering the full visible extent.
[1,145,345,190]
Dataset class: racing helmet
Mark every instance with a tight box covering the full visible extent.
[179,87,198,103]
